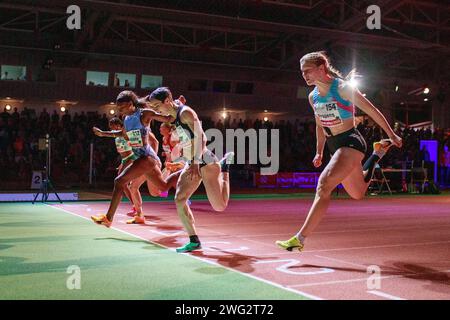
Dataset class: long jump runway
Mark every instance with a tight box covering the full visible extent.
[48,194,450,300]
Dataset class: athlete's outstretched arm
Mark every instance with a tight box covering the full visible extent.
[148,131,159,153]
[308,92,326,168]
[313,118,326,168]
[92,127,124,138]
[340,85,402,147]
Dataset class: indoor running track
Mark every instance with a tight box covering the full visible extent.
[51,194,450,300]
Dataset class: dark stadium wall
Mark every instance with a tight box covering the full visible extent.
[0,53,311,120]
[1,49,445,125]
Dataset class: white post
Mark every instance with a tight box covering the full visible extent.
[89,142,94,185]
[47,136,51,177]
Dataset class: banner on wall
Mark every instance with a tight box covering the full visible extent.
[254,172,320,188]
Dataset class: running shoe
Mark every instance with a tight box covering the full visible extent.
[126,215,145,224]
[91,214,112,228]
[126,207,137,217]
[176,242,201,253]
[275,236,304,252]
[373,139,393,154]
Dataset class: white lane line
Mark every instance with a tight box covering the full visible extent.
[197,236,450,258]
[287,274,403,288]
[288,270,450,289]
[314,255,368,268]
[288,255,405,299]
[46,204,322,300]
[148,229,184,236]
[229,223,450,237]
[367,290,406,300]
[255,240,450,255]
[202,219,450,227]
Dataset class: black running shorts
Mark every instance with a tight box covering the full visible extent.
[326,128,368,155]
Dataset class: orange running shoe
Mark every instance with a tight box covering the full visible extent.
[91,214,112,228]
[126,215,145,224]
[373,139,393,154]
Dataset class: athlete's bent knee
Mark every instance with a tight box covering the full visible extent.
[316,177,334,198]
[114,177,128,190]
[350,191,365,200]
[150,190,160,197]
[211,202,226,212]
[175,192,188,206]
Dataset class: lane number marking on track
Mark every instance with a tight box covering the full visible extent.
[255,259,335,275]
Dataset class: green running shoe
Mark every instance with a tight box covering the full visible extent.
[275,236,304,252]
[176,242,202,253]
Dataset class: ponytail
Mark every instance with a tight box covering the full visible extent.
[327,64,345,80]
[343,68,359,81]
[300,51,360,81]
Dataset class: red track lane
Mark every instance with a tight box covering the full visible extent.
[52,195,450,300]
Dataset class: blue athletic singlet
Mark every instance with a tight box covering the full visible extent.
[123,108,159,159]
[312,78,354,128]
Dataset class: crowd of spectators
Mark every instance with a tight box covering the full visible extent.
[0,107,448,190]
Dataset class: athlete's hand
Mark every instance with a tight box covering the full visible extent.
[389,133,403,148]
[166,162,174,171]
[167,162,185,172]
[187,163,200,181]
[123,128,130,141]
[312,154,323,168]
[92,127,103,137]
